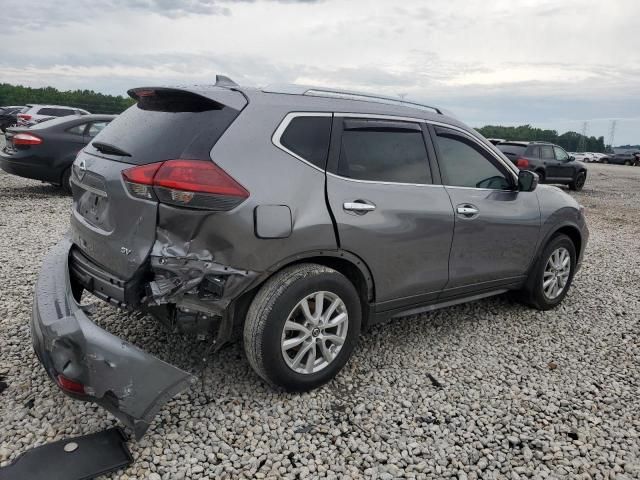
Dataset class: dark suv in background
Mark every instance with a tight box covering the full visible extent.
[31,78,589,438]
[496,141,587,190]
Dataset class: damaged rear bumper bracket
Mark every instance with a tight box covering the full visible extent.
[31,237,196,439]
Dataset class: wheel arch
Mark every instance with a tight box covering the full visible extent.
[231,250,375,331]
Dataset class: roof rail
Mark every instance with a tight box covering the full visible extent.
[303,88,442,114]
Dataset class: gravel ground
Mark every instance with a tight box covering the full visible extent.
[0,163,639,479]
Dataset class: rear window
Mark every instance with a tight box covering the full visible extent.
[280,116,331,169]
[87,90,243,165]
[496,143,527,158]
[38,107,75,116]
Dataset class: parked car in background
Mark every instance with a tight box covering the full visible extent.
[590,153,609,163]
[17,104,90,127]
[30,80,588,438]
[496,141,588,190]
[0,105,25,132]
[0,114,115,192]
[486,138,506,145]
[603,152,639,166]
[570,152,596,163]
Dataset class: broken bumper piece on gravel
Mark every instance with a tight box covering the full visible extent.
[30,237,195,440]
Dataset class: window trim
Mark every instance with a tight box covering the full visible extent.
[271,111,518,185]
[335,117,434,185]
[271,111,332,173]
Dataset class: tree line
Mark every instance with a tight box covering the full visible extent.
[0,83,134,114]
[476,124,607,153]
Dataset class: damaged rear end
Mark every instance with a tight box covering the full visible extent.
[31,85,252,438]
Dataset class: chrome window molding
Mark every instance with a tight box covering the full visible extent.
[326,172,444,188]
[271,111,332,173]
[272,111,519,187]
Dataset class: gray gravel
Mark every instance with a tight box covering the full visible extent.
[1,163,639,479]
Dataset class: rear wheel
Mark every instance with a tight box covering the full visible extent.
[516,234,576,310]
[624,160,632,166]
[569,171,586,191]
[243,263,361,391]
[535,169,546,183]
[60,168,72,194]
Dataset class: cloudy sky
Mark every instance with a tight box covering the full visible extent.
[2,0,639,144]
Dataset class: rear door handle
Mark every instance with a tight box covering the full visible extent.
[343,201,376,213]
[456,205,479,216]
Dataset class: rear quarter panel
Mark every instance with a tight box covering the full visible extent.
[155,98,338,274]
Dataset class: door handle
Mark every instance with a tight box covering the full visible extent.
[343,201,376,213]
[456,205,479,216]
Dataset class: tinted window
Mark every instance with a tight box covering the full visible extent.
[67,123,87,135]
[540,145,554,159]
[528,145,540,158]
[338,122,431,184]
[554,146,569,161]
[435,127,511,190]
[280,116,331,169]
[38,107,74,116]
[88,121,109,137]
[88,92,242,165]
[496,143,526,158]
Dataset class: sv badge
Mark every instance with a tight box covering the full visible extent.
[120,247,132,256]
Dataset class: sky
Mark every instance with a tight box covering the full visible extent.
[1,0,639,144]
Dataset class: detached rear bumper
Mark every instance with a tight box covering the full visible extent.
[31,237,195,439]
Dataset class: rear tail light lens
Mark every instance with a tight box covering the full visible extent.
[56,374,86,395]
[516,158,529,168]
[13,133,43,145]
[17,113,32,120]
[122,160,249,210]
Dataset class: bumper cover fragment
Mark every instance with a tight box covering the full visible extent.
[31,237,195,439]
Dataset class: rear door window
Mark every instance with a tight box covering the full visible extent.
[337,119,432,184]
[279,115,331,169]
[528,145,541,158]
[434,126,512,190]
[540,145,554,160]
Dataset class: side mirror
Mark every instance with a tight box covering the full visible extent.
[518,170,538,192]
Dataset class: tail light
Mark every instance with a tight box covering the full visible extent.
[56,374,86,395]
[13,133,43,146]
[122,159,249,210]
[515,158,529,168]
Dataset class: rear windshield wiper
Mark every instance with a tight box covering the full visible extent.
[92,142,132,157]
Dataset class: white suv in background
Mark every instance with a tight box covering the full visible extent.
[17,104,90,126]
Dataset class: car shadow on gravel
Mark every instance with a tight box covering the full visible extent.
[1,183,68,198]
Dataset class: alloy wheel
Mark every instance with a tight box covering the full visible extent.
[542,247,571,300]
[281,291,348,374]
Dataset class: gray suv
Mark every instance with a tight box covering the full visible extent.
[31,78,589,438]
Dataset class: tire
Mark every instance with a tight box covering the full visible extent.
[516,234,577,311]
[602,159,609,164]
[535,169,546,183]
[60,168,72,194]
[569,171,586,191]
[243,263,361,391]
[624,160,631,166]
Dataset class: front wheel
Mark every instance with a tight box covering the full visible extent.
[243,263,361,391]
[516,234,576,310]
[569,171,586,191]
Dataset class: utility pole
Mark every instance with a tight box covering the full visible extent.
[578,121,588,152]
[607,120,617,152]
